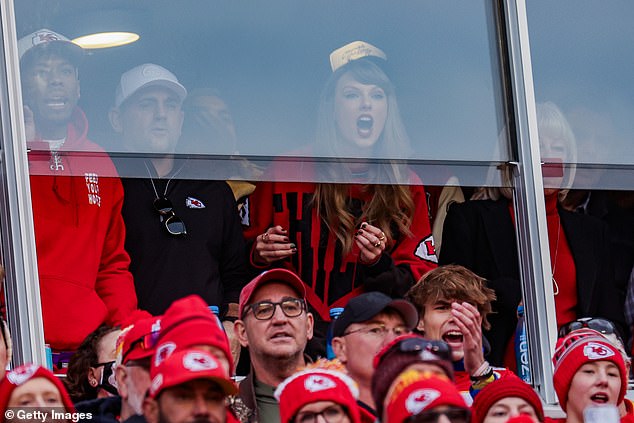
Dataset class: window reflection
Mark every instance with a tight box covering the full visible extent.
[15,0,507,186]
[528,1,634,190]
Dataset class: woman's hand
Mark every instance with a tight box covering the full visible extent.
[252,225,297,264]
[355,222,386,265]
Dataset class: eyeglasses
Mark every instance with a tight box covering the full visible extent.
[558,317,623,343]
[404,408,470,423]
[154,196,187,236]
[121,329,161,363]
[393,337,453,363]
[243,298,306,320]
[343,323,410,338]
[295,405,347,423]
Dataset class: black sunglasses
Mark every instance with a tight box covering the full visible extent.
[154,197,187,236]
[391,337,453,363]
[121,328,161,363]
[558,317,623,343]
[404,407,470,423]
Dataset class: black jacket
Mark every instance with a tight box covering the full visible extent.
[118,160,248,315]
[440,198,625,365]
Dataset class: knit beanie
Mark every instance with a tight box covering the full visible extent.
[471,373,544,423]
[552,329,627,411]
[274,368,360,423]
[372,334,454,418]
[154,295,233,371]
[384,370,466,423]
[0,364,75,419]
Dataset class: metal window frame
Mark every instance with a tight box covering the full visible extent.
[0,0,47,366]
[501,0,559,404]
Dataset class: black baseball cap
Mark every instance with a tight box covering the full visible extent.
[332,292,418,337]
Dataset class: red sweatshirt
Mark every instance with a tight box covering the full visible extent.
[27,108,137,350]
[244,160,437,320]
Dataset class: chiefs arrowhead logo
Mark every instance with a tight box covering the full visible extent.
[584,342,615,360]
[414,235,438,263]
[304,375,336,392]
[186,197,205,209]
[154,342,177,367]
[183,351,218,371]
[405,389,440,415]
[7,363,38,386]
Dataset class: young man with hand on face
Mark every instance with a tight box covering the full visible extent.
[406,265,511,400]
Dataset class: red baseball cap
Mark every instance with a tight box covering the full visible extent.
[149,349,237,398]
[119,315,162,364]
[239,269,306,317]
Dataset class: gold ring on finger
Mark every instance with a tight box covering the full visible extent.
[373,240,381,248]
[379,232,386,241]
[263,233,269,242]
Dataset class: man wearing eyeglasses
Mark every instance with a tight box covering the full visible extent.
[234,269,314,423]
[330,291,419,422]
[109,64,248,361]
[18,29,138,354]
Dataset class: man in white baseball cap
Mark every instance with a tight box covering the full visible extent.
[109,64,248,357]
[18,27,138,357]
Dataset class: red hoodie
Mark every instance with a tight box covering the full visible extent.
[27,108,137,350]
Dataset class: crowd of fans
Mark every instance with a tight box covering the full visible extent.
[1,27,633,423]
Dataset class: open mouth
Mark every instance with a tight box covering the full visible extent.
[442,330,464,345]
[356,115,373,137]
[590,393,610,404]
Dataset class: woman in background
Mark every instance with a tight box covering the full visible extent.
[244,41,437,356]
[440,102,624,367]
[64,324,120,402]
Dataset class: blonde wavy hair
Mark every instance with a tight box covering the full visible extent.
[313,58,416,254]
[313,183,414,254]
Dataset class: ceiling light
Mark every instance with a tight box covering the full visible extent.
[72,32,139,49]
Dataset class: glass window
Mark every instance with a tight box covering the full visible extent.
[6,0,520,366]
[527,1,634,190]
[15,0,509,186]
